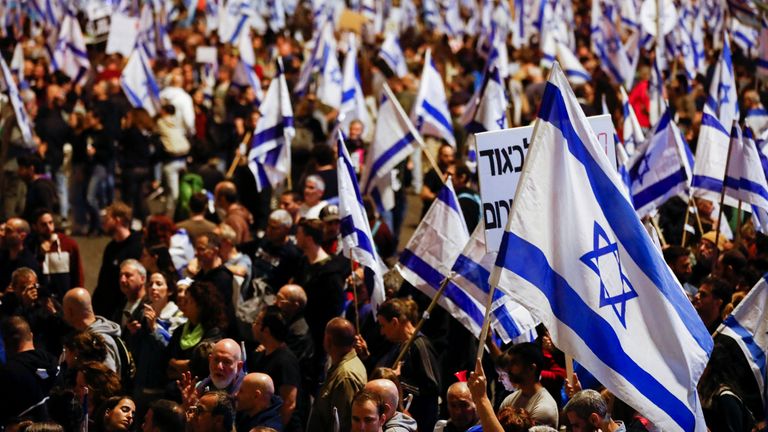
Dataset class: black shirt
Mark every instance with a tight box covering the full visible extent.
[92,231,143,319]
[248,346,303,431]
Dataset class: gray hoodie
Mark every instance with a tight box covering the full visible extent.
[384,412,418,432]
[88,316,122,374]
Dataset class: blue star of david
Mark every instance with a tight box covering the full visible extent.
[496,113,506,129]
[579,221,638,328]
[330,68,342,85]
[635,153,651,185]
[718,82,731,105]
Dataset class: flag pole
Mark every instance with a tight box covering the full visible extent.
[349,252,362,334]
[226,131,253,179]
[392,274,453,367]
[681,198,693,246]
[713,124,737,269]
[382,82,445,180]
[476,283,497,361]
[736,200,742,244]
[650,216,667,247]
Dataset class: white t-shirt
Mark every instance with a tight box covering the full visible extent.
[299,200,328,220]
[500,386,559,427]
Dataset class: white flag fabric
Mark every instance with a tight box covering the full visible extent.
[294,18,333,97]
[411,49,456,147]
[361,89,418,211]
[379,32,408,78]
[714,275,768,409]
[339,34,372,135]
[336,132,386,315]
[0,55,33,146]
[541,37,591,85]
[315,24,343,110]
[692,36,739,203]
[591,0,634,89]
[746,106,768,137]
[725,125,768,233]
[449,221,538,344]
[120,48,161,117]
[218,0,251,44]
[759,23,768,78]
[620,86,644,155]
[465,66,508,133]
[648,53,664,128]
[232,30,265,105]
[490,62,712,432]
[397,179,474,332]
[50,11,90,84]
[10,43,28,90]
[248,60,295,192]
[628,107,694,217]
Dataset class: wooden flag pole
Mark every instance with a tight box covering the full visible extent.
[350,252,362,334]
[736,200,743,244]
[392,274,453,368]
[681,197,693,246]
[226,132,253,179]
[382,82,444,181]
[476,283,498,361]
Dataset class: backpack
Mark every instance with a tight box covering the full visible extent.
[107,334,136,392]
[175,173,205,221]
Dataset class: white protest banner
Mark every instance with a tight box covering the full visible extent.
[106,13,139,57]
[476,114,616,252]
[196,46,218,64]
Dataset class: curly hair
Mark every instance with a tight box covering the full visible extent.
[497,407,533,432]
[187,281,227,330]
[145,215,177,248]
[76,362,122,410]
[64,330,108,365]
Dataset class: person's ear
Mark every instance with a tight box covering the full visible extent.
[589,413,601,429]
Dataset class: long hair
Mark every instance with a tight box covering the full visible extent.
[187,281,227,330]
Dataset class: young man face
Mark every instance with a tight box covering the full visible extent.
[350,399,385,432]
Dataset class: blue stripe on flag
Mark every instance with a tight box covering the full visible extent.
[342,88,356,103]
[452,254,504,301]
[340,215,376,256]
[564,69,591,82]
[691,174,724,194]
[368,132,416,182]
[421,99,454,134]
[741,178,768,201]
[632,168,688,210]
[496,231,697,431]
[701,112,729,136]
[538,81,713,353]
[722,315,767,385]
[436,184,461,213]
[492,304,523,338]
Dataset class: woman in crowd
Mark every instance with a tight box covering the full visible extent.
[92,397,136,432]
[74,362,122,419]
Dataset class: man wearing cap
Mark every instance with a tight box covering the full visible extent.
[319,204,341,255]
[690,231,727,287]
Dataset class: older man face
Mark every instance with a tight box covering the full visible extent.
[208,340,242,390]
[303,179,324,206]
[119,264,146,301]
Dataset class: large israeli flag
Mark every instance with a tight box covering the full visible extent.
[361,88,418,211]
[379,32,408,78]
[620,86,644,155]
[339,34,372,135]
[628,107,694,217]
[336,132,386,315]
[489,62,712,432]
[411,49,456,147]
[50,11,90,84]
[692,35,739,203]
[120,48,161,117]
[0,55,33,146]
[232,30,264,105]
[248,60,295,192]
[450,221,538,344]
[714,275,768,410]
[315,24,343,110]
[725,125,768,233]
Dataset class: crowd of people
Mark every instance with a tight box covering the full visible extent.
[0,0,767,431]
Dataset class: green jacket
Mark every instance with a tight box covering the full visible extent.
[307,350,367,432]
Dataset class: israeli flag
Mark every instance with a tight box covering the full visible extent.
[692,35,739,204]
[361,88,418,211]
[746,106,768,137]
[266,0,286,32]
[648,54,664,128]
[29,0,62,27]
[218,0,251,44]
[714,275,768,409]
[396,178,474,328]
[248,60,295,192]
[759,23,768,78]
[379,32,408,78]
[591,0,634,89]
[449,221,538,344]
[620,86,644,155]
[0,55,33,146]
[315,24,343,110]
[541,36,591,85]
[730,18,758,57]
[725,125,768,233]
[120,48,161,117]
[232,30,264,105]
[490,62,712,432]
[10,43,28,90]
[294,19,333,97]
[465,66,508,134]
[422,0,442,30]
[49,11,90,85]
[628,107,694,217]
[336,132,386,315]
[339,34,372,136]
[411,49,456,147]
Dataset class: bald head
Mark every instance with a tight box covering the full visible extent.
[448,382,471,398]
[209,339,243,389]
[364,379,399,418]
[63,288,95,330]
[237,373,274,415]
[276,284,307,318]
[447,382,477,429]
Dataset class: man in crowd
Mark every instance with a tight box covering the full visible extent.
[693,276,733,334]
[214,181,253,244]
[363,379,417,432]
[142,400,186,432]
[118,259,147,330]
[499,342,559,427]
[62,287,123,374]
[0,217,40,289]
[200,339,245,394]
[234,373,283,432]
[278,191,302,229]
[93,202,143,319]
[434,382,479,432]
[186,391,236,432]
[307,318,367,432]
[299,175,327,220]
[176,192,217,242]
[17,154,58,223]
[563,390,625,432]
[420,143,455,217]
[350,390,388,432]
[28,208,83,298]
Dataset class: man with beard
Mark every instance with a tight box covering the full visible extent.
[498,343,558,427]
[180,338,245,405]
[0,217,41,290]
[28,208,83,299]
[662,245,695,298]
[92,202,143,319]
